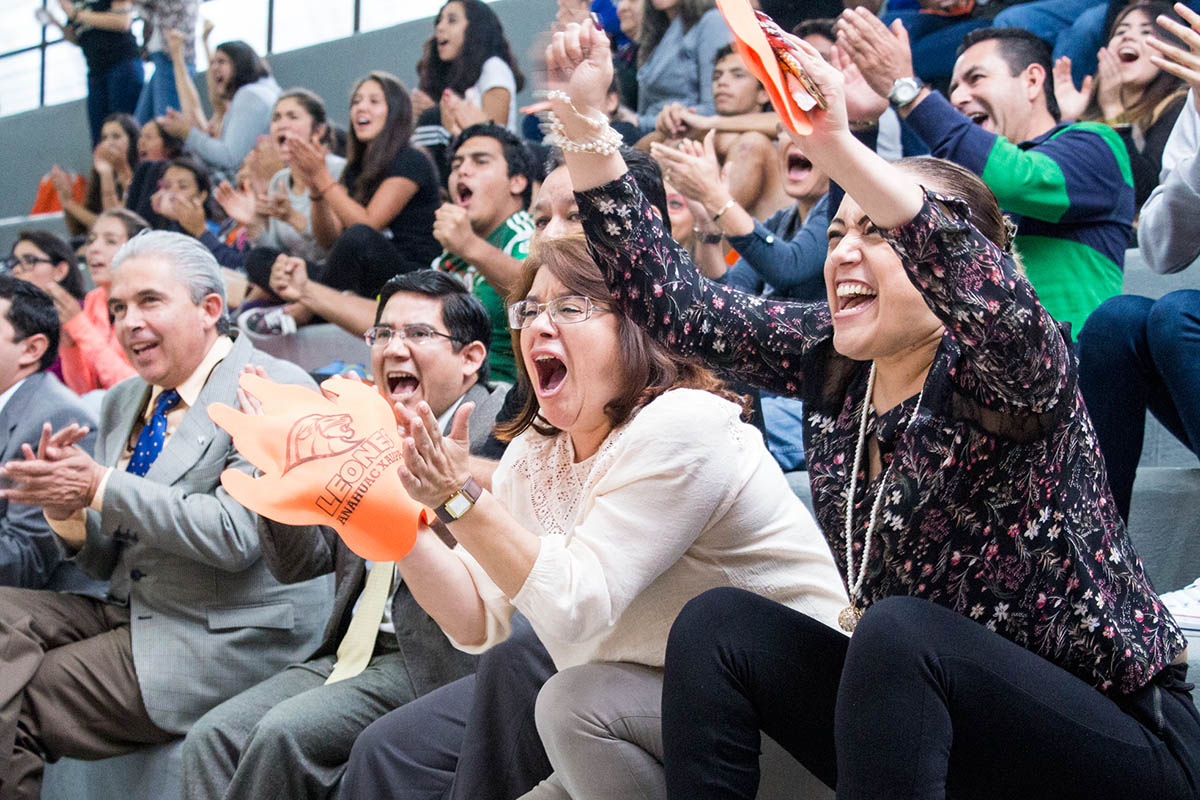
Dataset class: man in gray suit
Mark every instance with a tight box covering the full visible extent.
[0,276,98,591]
[0,232,332,800]
[181,269,509,800]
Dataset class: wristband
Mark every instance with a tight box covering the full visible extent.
[310,177,337,201]
[710,199,736,222]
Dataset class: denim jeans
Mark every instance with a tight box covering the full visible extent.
[1077,290,1200,522]
[883,9,993,82]
[86,57,144,145]
[135,51,192,123]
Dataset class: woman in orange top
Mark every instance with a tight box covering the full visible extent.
[53,209,148,394]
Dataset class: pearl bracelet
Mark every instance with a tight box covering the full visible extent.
[543,111,624,156]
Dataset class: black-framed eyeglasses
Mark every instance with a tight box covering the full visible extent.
[4,254,55,273]
[363,324,461,348]
[508,295,609,329]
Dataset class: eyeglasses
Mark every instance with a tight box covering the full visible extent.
[363,324,460,348]
[4,254,55,273]
[508,295,609,329]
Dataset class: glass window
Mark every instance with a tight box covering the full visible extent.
[0,49,43,116]
[360,0,454,33]
[193,0,269,70]
[0,2,48,54]
[270,0,354,53]
[41,40,87,107]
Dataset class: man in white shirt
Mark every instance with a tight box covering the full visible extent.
[0,232,330,800]
[0,276,97,590]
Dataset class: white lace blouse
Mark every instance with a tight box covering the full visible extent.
[448,388,849,669]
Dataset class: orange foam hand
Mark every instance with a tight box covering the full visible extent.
[715,0,814,135]
[207,373,431,561]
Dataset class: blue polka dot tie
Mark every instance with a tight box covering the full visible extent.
[126,389,181,477]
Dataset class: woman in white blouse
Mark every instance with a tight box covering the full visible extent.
[391,234,848,799]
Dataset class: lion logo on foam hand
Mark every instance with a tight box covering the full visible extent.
[283,413,364,474]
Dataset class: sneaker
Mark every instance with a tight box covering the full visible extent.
[238,306,298,336]
[1162,577,1200,636]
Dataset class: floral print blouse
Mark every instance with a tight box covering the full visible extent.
[577,173,1184,694]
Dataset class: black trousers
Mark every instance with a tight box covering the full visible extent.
[340,613,556,800]
[663,589,1200,800]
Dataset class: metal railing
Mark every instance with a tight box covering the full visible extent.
[0,0,382,117]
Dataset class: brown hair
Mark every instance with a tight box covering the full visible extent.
[494,235,744,441]
[895,156,1017,254]
[1103,3,1187,129]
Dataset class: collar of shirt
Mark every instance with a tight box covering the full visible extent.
[0,376,28,418]
[436,393,467,435]
[144,335,234,421]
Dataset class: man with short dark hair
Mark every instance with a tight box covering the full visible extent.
[432,123,537,384]
[839,18,1135,334]
[180,270,507,800]
[0,232,331,800]
[0,276,97,590]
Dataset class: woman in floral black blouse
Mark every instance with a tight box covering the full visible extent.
[541,20,1200,800]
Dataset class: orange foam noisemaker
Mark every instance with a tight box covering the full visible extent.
[208,374,432,561]
[715,0,825,136]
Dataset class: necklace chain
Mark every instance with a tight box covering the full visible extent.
[840,362,924,632]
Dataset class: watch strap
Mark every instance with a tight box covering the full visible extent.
[434,476,483,524]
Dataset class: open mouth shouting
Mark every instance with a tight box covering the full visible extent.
[531,353,568,397]
[787,151,813,181]
[454,181,475,208]
[386,370,420,401]
[1116,44,1140,63]
[833,279,878,319]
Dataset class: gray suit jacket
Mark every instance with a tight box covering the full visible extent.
[74,334,334,734]
[0,371,99,590]
[257,379,511,697]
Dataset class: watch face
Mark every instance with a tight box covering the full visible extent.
[446,493,472,518]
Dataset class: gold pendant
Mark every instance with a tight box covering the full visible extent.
[838,605,861,633]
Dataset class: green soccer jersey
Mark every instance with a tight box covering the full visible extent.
[432,210,534,384]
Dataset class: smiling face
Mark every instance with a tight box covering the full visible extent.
[950,40,1042,142]
[449,135,527,235]
[108,255,222,388]
[519,268,623,455]
[777,132,829,204]
[209,49,234,97]
[435,1,468,63]
[271,97,319,161]
[10,240,68,294]
[824,192,943,363]
[531,166,582,243]
[85,216,131,288]
[138,120,168,161]
[350,78,389,144]
[616,0,644,39]
[1108,8,1159,93]
[371,291,481,419]
[161,165,206,203]
[712,53,767,116]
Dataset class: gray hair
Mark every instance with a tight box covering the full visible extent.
[112,230,230,333]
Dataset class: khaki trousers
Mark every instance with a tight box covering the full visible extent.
[0,587,174,800]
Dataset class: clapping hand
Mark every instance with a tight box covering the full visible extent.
[835,7,915,101]
[214,179,259,226]
[286,135,328,187]
[152,188,207,236]
[1052,56,1095,122]
[650,131,725,210]
[394,400,475,510]
[0,422,101,525]
[832,43,889,125]
[49,164,74,203]
[1094,47,1125,120]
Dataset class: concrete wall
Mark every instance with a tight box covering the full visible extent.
[0,0,554,225]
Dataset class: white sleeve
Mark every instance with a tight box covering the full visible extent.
[510,391,746,644]
[474,56,516,97]
[1139,93,1200,274]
